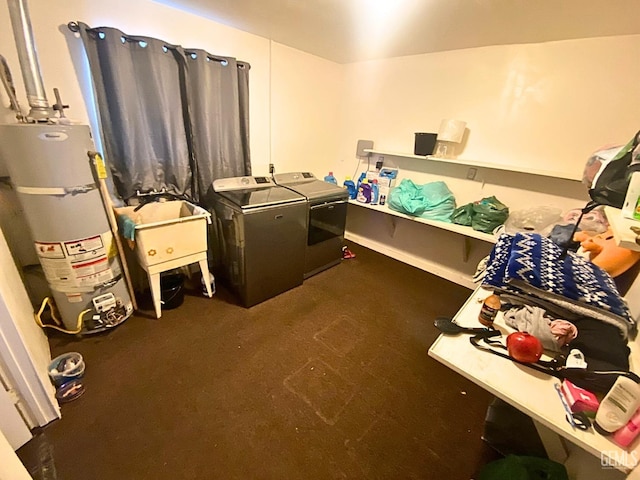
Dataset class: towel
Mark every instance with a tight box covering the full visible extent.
[117,213,136,242]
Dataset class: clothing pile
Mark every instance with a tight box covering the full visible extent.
[481,232,634,381]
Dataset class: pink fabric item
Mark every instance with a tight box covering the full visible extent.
[550,319,578,347]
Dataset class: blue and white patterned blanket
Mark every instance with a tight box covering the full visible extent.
[482,233,634,338]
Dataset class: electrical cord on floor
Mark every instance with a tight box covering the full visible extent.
[35,297,91,335]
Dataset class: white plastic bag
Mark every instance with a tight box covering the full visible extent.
[504,206,562,236]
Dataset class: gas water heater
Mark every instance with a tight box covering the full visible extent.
[0,124,134,333]
[0,0,133,333]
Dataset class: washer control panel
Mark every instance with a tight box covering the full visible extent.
[213,176,274,191]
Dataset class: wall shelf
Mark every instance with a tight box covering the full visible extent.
[347,200,497,244]
[346,200,497,289]
[363,148,583,182]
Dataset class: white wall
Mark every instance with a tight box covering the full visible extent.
[1,1,638,285]
[0,430,32,480]
[269,42,343,176]
[334,35,639,286]
[2,2,637,203]
[335,35,640,176]
[0,0,342,177]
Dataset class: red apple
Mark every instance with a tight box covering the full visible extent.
[506,332,543,363]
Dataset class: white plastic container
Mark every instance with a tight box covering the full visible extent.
[595,376,640,433]
[622,172,640,220]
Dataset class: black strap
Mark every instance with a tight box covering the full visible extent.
[469,334,640,391]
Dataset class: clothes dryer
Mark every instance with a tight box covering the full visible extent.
[273,172,349,278]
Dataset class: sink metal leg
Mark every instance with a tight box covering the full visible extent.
[199,259,213,298]
[149,272,162,318]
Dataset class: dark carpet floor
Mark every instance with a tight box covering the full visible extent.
[20,242,502,479]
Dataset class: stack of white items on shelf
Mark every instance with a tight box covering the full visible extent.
[366,168,398,203]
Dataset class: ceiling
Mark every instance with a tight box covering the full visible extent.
[158,0,640,63]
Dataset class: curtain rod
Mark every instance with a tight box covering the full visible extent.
[67,21,249,69]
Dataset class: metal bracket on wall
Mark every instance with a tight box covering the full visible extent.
[462,237,471,263]
[384,215,398,237]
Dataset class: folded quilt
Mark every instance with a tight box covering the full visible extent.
[482,232,634,339]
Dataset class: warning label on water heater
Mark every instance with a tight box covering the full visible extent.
[64,235,105,260]
[35,232,117,289]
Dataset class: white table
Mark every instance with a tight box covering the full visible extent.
[429,286,640,480]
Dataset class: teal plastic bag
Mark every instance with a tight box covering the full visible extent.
[388,179,428,215]
[418,181,456,222]
[388,179,456,222]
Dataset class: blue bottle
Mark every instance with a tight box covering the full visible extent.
[356,172,367,190]
[343,176,357,199]
[356,178,372,203]
[323,171,338,185]
[370,179,380,205]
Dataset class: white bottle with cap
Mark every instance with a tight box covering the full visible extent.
[595,376,640,433]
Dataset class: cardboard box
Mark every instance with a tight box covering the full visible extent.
[366,167,398,189]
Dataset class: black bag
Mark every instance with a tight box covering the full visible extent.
[587,130,640,208]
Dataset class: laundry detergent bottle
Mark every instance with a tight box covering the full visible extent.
[343,176,357,199]
[356,178,372,203]
[370,179,380,205]
[323,172,338,185]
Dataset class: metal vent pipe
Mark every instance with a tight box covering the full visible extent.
[7,0,53,120]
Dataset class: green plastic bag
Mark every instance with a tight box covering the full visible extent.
[478,455,568,480]
[450,203,474,226]
[471,195,509,233]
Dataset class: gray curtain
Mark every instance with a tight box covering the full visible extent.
[184,50,251,199]
[77,22,251,203]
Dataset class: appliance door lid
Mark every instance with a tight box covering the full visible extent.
[217,187,305,209]
[273,172,316,185]
[308,199,348,245]
[289,181,348,201]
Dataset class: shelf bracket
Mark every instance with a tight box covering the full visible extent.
[384,215,398,238]
[462,237,470,263]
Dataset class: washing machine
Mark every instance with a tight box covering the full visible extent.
[273,172,349,278]
[205,175,308,307]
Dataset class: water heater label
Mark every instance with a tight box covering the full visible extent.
[35,231,116,289]
[72,257,110,278]
[64,235,106,261]
[35,242,65,259]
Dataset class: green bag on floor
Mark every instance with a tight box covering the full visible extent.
[478,455,568,480]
